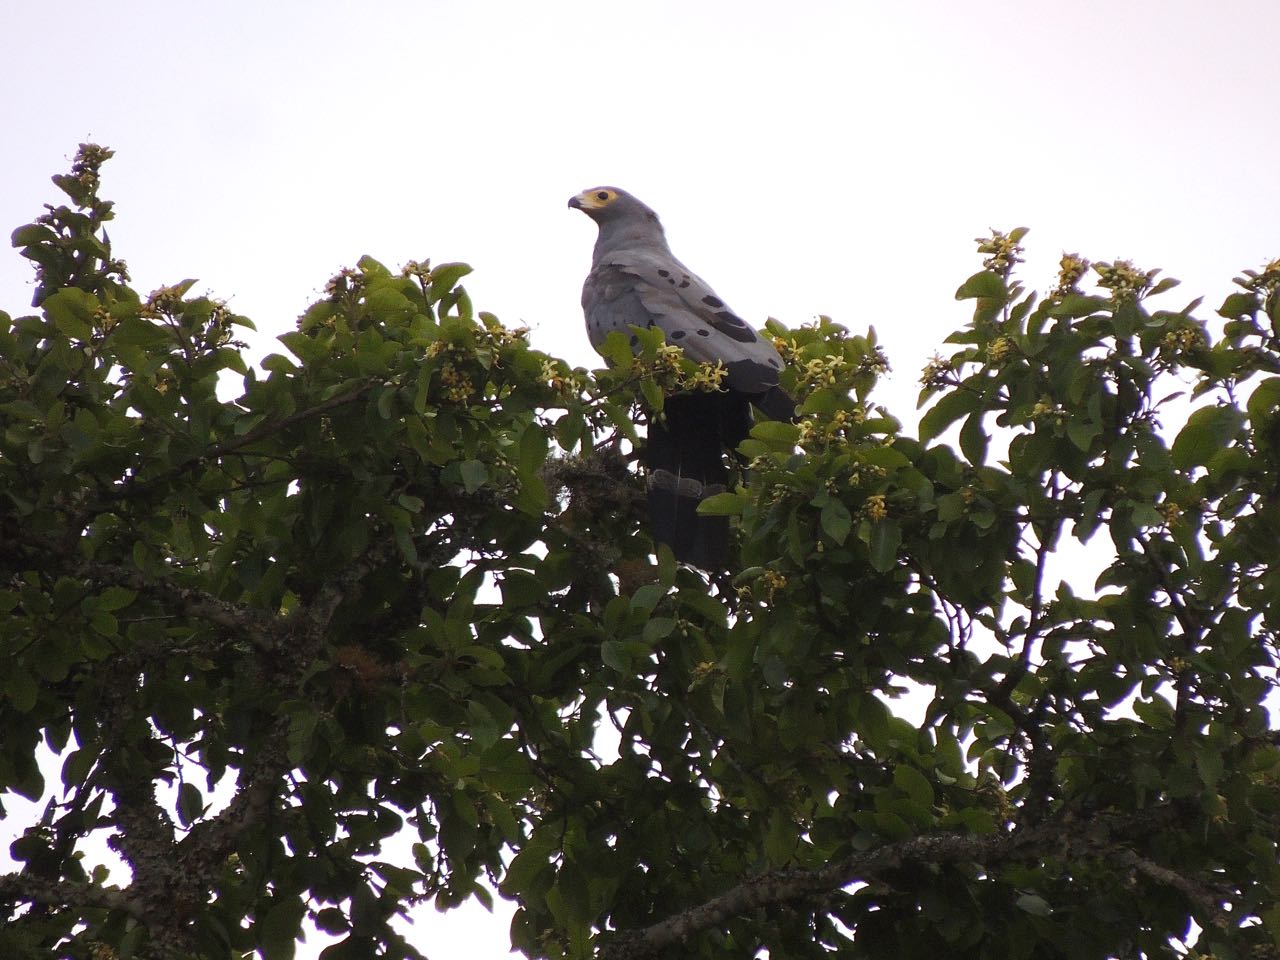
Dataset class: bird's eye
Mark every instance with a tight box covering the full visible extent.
[596,191,610,201]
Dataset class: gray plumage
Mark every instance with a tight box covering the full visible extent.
[569,186,795,567]
[570,187,789,404]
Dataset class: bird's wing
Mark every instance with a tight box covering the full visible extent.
[583,251,785,396]
[582,263,659,350]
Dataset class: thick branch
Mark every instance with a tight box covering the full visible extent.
[0,872,138,917]
[75,556,286,649]
[1115,849,1231,927]
[602,831,1031,959]
[179,539,400,878]
[180,725,289,875]
[600,808,1198,959]
[5,535,287,652]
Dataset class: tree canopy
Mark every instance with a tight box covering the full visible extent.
[1,146,1278,960]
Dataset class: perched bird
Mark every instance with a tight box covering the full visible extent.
[569,186,794,569]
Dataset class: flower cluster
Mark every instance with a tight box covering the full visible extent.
[630,343,729,394]
[439,362,475,403]
[690,660,722,688]
[920,354,956,389]
[481,315,530,346]
[1239,257,1280,295]
[1094,259,1158,302]
[1031,400,1068,424]
[1160,326,1204,356]
[861,347,890,377]
[684,360,728,391]
[1053,253,1090,297]
[862,494,888,522]
[92,306,117,334]
[541,358,582,397]
[798,354,850,390]
[759,568,788,599]
[986,336,1015,365]
[771,336,798,360]
[139,284,187,319]
[797,407,868,450]
[71,143,113,181]
[975,229,1025,278]
[324,267,363,299]
[650,343,685,378]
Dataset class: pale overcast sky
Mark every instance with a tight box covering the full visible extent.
[2,2,1277,956]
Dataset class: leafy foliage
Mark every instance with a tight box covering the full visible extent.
[1,147,1278,960]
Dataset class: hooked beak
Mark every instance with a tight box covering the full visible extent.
[568,188,613,213]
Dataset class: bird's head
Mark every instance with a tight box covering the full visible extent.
[568,187,660,227]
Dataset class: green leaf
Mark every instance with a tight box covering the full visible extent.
[865,519,900,572]
[640,378,664,410]
[676,587,728,627]
[89,610,119,637]
[1246,376,1280,424]
[397,493,424,513]
[601,641,631,672]
[458,459,488,493]
[518,423,549,475]
[698,491,746,516]
[1218,291,1259,319]
[11,223,57,248]
[1171,405,1243,469]
[500,570,544,608]
[1195,745,1224,787]
[959,411,988,464]
[955,271,1007,301]
[5,670,38,713]
[429,262,473,300]
[177,782,204,826]
[1051,294,1109,319]
[598,330,636,369]
[893,765,934,807]
[257,896,306,960]
[764,809,795,865]
[751,420,800,444]
[642,617,676,644]
[95,586,137,612]
[43,288,100,339]
[919,389,979,443]
[61,748,97,787]
[820,499,852,544]
[631,582,668,613]
[1015,893,1052,917]
[1067,418,1100,451]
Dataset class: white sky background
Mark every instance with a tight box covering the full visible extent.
[1,1,1278,957]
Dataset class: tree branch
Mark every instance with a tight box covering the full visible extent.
[111,378,373,506]
[179,724,289,878]
[76,556,287,649]
[0,872,138,917]
[1115,848,1231,927]
[600,807,1198,959]
[183,381,375,469]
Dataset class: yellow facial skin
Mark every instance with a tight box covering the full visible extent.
[568,187,617,211]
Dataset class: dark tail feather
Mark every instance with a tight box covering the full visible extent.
[754,385,797,423]
[644,393,750,569]
[645,470,728,569]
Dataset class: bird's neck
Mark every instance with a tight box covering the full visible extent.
[593,218,671,261]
